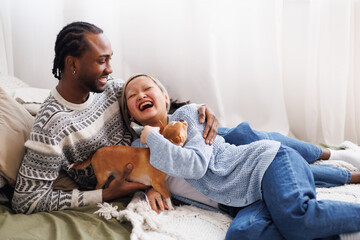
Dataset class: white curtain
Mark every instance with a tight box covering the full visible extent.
[0,0,359,145]
[0,0,13,75]
[283,0,360,145]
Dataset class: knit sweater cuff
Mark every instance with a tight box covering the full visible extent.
[70,189,102,208]
[83,189,103,207]
[146,131,163,148]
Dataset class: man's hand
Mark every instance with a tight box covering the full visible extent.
[102,163,148,201]
[140,126,160,145]
[146,187,168,214]
[198,105,219,145]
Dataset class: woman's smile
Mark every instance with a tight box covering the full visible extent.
[139,101,154,111]
[126,76,169,127]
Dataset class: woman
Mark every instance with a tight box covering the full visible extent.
[121,73,360,240]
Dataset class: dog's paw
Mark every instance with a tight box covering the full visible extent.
[165,198,175,210]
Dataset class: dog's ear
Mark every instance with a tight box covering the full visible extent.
[158,120,165,133]
[169,136,181,146]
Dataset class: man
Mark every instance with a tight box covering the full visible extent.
[12,21,218,214]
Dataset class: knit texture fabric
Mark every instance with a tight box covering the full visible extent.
[95,192,233,240]
[12,79,132,214]
[137,105,281,207]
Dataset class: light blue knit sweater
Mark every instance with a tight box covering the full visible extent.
[133,105,281,208]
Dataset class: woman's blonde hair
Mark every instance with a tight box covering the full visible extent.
[121,73,171,138]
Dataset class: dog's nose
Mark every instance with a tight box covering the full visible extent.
[179,119,185,123]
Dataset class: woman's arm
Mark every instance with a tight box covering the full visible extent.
[142,106,214,179]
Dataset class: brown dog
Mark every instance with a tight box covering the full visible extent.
[70,120,188,210]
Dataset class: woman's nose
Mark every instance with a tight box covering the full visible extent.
[137,92,147,100]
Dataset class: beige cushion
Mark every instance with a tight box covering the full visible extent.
[0,87,34,187]
[0,86,79,191]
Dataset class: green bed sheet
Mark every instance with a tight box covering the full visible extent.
[0,198,132,240]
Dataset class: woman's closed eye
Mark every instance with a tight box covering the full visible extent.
[127,94,136,100]
[143,86,153,92]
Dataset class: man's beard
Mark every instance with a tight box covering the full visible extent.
[85,76,108,93]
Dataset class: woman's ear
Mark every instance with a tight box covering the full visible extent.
[165,93,170,106]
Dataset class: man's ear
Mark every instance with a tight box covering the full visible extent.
[65,55,77,72]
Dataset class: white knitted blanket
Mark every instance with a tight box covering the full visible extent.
[95,141,360,240]
[96,181,360,240]
[95,192,232,240]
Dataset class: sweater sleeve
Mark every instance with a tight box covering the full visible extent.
[145,105,213,179]
[11,139,102,214]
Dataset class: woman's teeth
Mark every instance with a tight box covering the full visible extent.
[139,102,153,111]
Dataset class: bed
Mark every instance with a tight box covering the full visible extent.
[1,74,360,240]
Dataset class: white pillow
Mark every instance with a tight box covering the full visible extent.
[12,87,51,116]
[12,87,50,104]
[0,75,50,116]
[0,75,29,95]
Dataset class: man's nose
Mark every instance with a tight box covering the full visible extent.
[105,62,113,74]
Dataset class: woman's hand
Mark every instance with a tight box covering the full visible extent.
[140,126,160,144]
[146,188,168,214]
[198,105,219,145]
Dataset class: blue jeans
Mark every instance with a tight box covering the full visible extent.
[224,146,360,240]
[218,122,351,188]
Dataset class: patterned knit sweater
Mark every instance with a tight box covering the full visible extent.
[142,105,281,207]
[12,79,132,214]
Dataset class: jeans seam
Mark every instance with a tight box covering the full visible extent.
[284,148,301,195]
[250,202,266,224]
